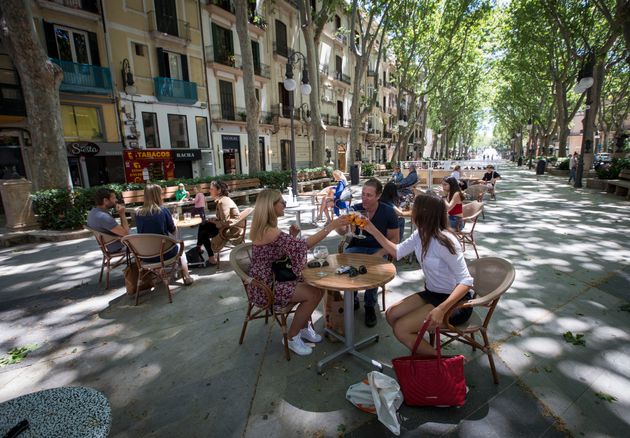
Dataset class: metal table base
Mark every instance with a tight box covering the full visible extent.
[317,288,383,373]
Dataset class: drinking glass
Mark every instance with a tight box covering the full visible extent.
[172,212,179,223]
[313,245,329,277]
[184,212,191,222]
[353,210,367,239]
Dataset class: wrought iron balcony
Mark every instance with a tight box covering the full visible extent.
[319,64,330,75]
[367,68,378,77]
[254,63,271,79]
[206,45,241,69]
[273,42,291,59]
[148,10,191,42]
[334,33,347,45]
[333,71,351,84]
[51,59,112,95]
[260,111,274,124]
[154,77,197,104]
[272,103,293,119]
[0,83,26,116]
[39,0,99,14]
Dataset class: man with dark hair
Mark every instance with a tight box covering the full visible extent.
[86,188,129,252]
[337,178,399,327]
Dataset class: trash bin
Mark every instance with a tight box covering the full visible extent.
[350,164,360,185]
[517,156,523,166]
[536,158,546,175]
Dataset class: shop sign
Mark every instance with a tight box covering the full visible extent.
[123,149,174,183]
[173,149,202,161]
[67,142,100,156]
[222,135,241,150]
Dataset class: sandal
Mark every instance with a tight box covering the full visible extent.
[183,276,194,286]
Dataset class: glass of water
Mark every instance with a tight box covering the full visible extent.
[184,212,191,222]
[313,245,329,277]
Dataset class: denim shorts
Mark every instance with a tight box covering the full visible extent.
[417,289,473,326]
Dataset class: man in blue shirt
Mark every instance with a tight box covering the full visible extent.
[396,163,418,197]
[337,178,399,327]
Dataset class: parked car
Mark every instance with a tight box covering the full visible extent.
[595,153,612,163]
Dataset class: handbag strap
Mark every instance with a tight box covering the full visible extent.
[410,319,441,359]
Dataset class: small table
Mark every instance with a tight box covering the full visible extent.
[285,204,318,225]
[0,387,111,437]
[302,253,396,373]
[174,216,202,239]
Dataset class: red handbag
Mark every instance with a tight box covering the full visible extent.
[392,320,467,406]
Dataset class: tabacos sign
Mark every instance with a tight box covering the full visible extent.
[67,142,100,156]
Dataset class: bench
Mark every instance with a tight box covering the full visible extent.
[297,177,332,193]
[606,168,630,200]
[221,178,263,203]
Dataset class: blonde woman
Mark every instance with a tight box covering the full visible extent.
[249,189,350,356]
[135,184,194,285]
[317,169,349,223]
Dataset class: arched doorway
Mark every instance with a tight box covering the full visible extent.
[337,143,346,172]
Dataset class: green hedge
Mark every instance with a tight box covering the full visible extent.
[596,157,630,180]
[556,158,570,170]
[361,163,375,176]
[31,167,331,230]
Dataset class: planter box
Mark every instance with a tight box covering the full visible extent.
[585,179,607,190]
[548,169,569,177]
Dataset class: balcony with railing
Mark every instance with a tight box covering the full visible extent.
[205,45,241,69]
[273,103,293,119]
[0,83,26,117]
[38,0,100,16]
[260,111,274,124]
[367,67,378,77]
[254,62,271,79]
[148,10,191,43]
[333,71,351,85]
[154,77,197,104]
[210,0,234,13]
[51,59,112,95]
[334,33,348,45]
[273,42,291,59]
[249,13,268,31]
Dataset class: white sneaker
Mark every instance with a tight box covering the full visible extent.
[300,324,323,343]
[284,335,313,356]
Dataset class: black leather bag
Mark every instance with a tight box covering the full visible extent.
[272,256,297,282]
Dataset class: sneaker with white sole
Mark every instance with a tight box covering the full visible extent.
[283,335,313,356]
[300,324,323,343]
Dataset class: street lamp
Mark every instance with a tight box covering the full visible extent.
[574,55,595,188]
[283,51,311,198]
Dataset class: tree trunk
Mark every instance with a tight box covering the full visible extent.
[0,0,69,191]
[555,81,569,157]
[298,1,324,167]
[234,0,259,173]
[349,56,367,167]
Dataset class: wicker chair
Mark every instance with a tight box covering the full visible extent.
[86,227,129,290]
[456,201,484,258]
[214,207,254,269]
[431,257,515,384]
[121,234,184,305]
[230,242,297,360]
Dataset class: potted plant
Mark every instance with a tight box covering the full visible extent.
[238,111,247,121]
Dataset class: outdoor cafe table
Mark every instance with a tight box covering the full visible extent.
[174,216,202,239]
[302,253,396,373]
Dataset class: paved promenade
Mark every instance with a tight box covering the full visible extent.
[0,164,628,437]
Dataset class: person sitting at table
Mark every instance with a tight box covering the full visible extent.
[390,165,403,184]
[249,189,350,356]
[86,188,129,253]
[191,185,206,221]
[441,176,464,231]
[135,184,194,286]
[175,183,189,202]
[380,182,405,242]
[473,165,501,200]
[195,180,240,265]
[396,163,418,198]
[450,165,467,190]
[361,194,474,354]
[317,169,348,223]
[335,178,400,328]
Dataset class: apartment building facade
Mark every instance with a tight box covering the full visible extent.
[0,0,404,185]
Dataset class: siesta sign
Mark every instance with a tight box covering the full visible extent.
[67,142,100,156]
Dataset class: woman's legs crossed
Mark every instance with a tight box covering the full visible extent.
[288,283,324,338]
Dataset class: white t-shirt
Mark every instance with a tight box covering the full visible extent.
[396,230,473,294]
[450,170,461,180]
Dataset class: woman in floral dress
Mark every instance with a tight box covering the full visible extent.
[249,189,350,356]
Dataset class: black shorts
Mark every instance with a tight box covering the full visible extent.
[417,289,473,326]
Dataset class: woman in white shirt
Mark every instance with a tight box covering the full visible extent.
[362,194,473,355]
